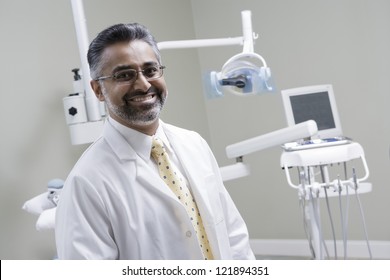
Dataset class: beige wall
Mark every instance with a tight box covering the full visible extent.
[1,0,390,259]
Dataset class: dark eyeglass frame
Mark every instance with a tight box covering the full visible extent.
[95,65,166,83]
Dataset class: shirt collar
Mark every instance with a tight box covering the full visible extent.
[154,124,173,154]
[108,117,172,161]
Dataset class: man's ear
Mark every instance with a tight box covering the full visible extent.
[90,80,105,102]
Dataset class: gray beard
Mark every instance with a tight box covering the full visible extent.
[114,98,164,126]
[104,92,166,127]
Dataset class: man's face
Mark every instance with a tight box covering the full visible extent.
[91,40,167,133]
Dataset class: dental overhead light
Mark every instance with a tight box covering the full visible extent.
[158,10,274,98]
[207,52,273,98]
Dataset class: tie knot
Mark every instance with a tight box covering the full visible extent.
[151,137,166,159]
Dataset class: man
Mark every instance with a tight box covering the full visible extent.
[55,22,255,260]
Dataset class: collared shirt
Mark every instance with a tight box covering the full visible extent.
[108,117,189,187]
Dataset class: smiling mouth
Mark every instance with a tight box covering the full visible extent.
[129,94,156,102]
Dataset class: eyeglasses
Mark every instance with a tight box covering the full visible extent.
[95,65,166,84]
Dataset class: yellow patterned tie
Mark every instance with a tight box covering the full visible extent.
[151,137,213,260]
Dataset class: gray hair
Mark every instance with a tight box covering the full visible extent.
[87,23,161,80]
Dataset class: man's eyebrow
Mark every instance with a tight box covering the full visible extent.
[143,61,159,67]
[111,64,132,73]
[111,62,159,73]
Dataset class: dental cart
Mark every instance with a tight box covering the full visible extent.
[281,140,372,260]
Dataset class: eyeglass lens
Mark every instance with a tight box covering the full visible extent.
[113,66,163,82]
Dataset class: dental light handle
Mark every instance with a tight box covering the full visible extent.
[70,0,101,122]
[226,120,318,159]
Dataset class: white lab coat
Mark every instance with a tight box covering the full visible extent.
[55,120,255,260]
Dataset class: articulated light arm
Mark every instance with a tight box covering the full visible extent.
[158,37,243,50]
[157,10,255,53]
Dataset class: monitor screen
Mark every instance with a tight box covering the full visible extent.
[289,91,335,131]
[281,84,342,139]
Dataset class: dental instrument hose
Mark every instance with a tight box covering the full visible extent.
[320,166,338,259]
[352,167,373,259]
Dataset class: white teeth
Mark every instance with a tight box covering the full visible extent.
[131,95,155,102]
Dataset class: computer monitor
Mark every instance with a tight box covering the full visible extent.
[281,84,343,139]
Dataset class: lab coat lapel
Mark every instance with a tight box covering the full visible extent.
[136,163,181,201]
[163,123,223,258]
[103,121,180,200]
[163,126,213,211]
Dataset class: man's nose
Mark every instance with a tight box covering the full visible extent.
[133,72,151,91]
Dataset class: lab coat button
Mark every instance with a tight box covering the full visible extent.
[186,231,192,238]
